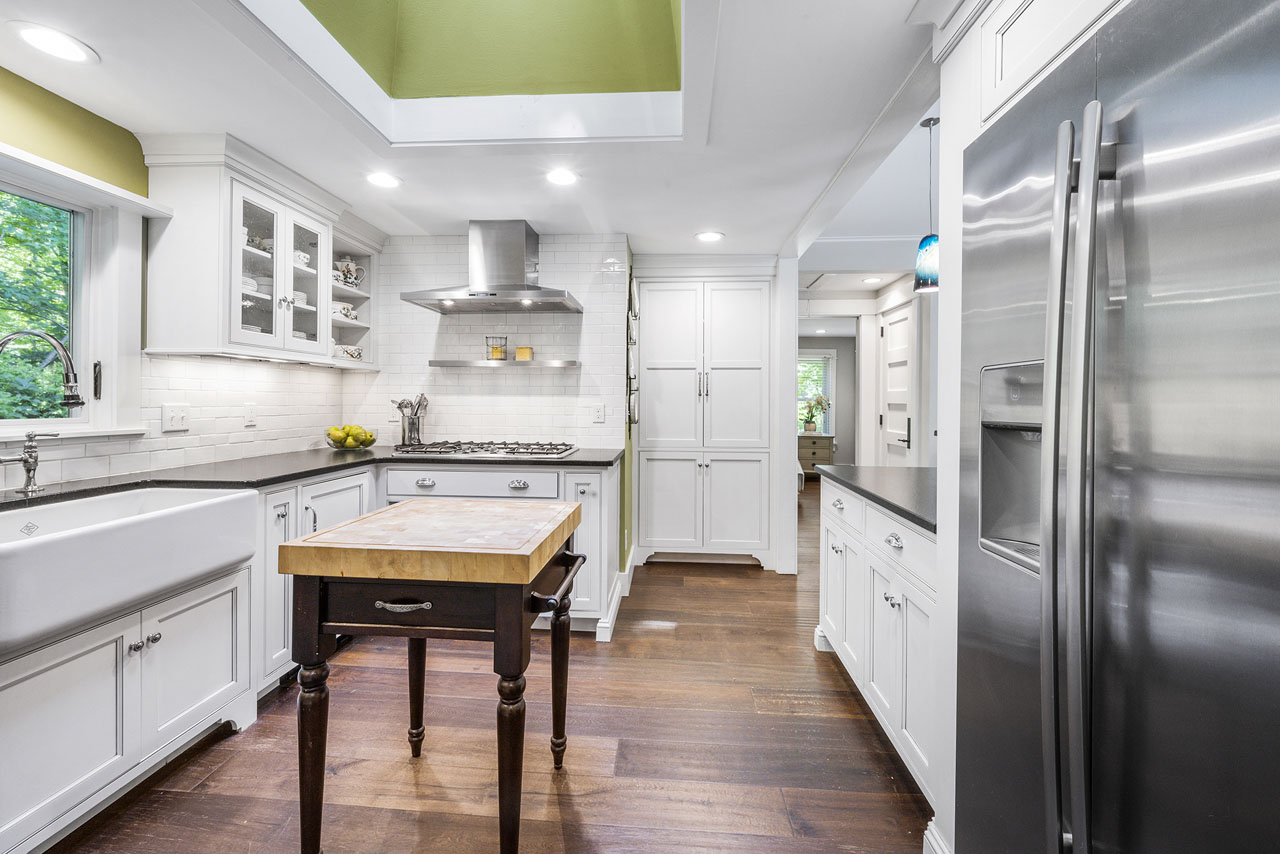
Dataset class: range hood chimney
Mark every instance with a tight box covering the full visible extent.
[401,220,583,314]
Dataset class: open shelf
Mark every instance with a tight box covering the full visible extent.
[331,281,370,301]
[427,359,582,368]
[331,314,369,330]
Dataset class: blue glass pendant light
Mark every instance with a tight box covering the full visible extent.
[915,117,940,293]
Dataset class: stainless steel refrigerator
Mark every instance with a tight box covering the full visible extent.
[957,0,1280,851]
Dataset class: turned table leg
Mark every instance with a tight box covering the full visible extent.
[297,661,330,854]
[407,637,426,758]
[550,592,572,769]
[496,672,527,854]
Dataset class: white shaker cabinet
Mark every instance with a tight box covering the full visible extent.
[638,450,769,552]
[636,451,702,549]
[702,282,770,449]
[702,452,769,550]
[636,282,704,449]
[301,471,373,535]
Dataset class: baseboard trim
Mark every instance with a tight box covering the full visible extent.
[621,543,636,595]
[923,820,951,854]
[594,570,627,642]
[813,625,835,652]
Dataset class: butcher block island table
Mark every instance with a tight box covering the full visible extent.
[279,497,585,854]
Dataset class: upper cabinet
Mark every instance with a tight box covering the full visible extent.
[141,134,383,370]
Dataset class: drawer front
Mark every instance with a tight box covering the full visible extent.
[866,505,937,592]
[385,469,560,499]
[820,479,865,533]
[323,580,495,630]
[798,448,833,462]
[798,436,833,449]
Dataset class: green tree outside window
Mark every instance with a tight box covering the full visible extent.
[0,189,74,419]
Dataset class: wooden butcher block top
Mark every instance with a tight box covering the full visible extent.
[279,497,581,584]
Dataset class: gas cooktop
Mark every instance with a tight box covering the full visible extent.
[393,440,577,459]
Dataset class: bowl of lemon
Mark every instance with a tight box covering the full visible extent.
[325,424,376,450]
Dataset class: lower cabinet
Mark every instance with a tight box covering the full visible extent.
[818,482,938,806]
[0,569,249,854]
[255,470,372,692]
[638,450,769,552]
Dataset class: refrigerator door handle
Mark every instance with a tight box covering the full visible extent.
[1039,117,1076,854]
[1064,99,1112,854]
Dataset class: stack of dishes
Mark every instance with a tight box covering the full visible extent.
[292,290,308,306]
[241,276,257,293]
[241,324,262,334]
[292,331,309,340]
[252,275,273,289]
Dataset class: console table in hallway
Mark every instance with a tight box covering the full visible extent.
[279,497,585,854]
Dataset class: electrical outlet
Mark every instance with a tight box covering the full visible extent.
[161,403,191,433]
[591,404,606,423]
[244,402,257,428]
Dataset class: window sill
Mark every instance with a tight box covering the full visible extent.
[0,426,147,445]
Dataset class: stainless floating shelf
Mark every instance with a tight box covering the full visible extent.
[427,359,581,368]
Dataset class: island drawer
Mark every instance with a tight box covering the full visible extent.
[322,580,494,630]
[385,469,560,499]
[865,505,937,592]
[820,479,865,533]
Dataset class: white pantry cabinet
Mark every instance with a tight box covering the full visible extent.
[816,475,939,806]
[637,450,769,552]
[0,570,252,854]
[255,470,373,693]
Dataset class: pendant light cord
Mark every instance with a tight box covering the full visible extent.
[928,121,934,234]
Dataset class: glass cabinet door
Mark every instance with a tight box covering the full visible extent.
[284,214,327,355]
[232,185,282,347]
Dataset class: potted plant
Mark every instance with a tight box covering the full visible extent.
[800,394,830,433]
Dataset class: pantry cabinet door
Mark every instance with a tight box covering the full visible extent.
[703,281,770,448]
[637,282,704,449]
[140,569,250,754]
[702,452,769,550]
[0,615,141,853]
[637,451,702,549]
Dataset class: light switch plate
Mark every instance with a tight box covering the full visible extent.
[161,403,191,433]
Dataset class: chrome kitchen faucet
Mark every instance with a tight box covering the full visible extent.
[1,431,60,495]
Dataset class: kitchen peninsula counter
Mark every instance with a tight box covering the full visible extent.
[814,464,937,533]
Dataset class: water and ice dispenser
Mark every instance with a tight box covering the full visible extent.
[978,362,1044,572]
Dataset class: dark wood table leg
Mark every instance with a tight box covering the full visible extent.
[550,592,572,769]
[407,637,426,758]
[494,587,532,854]
[293,577,337,854]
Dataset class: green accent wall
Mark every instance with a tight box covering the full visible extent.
[0,67,147,196]
[301,0,680,99]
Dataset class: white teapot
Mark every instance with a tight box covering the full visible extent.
[333,256,366,284]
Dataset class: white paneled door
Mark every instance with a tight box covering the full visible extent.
[702,452,770,550]
[637,451,703,548]
[703,281,770,448]
[880,301,917,465]
[637,283,704,449]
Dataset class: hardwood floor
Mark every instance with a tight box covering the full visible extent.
[53,480,930,853]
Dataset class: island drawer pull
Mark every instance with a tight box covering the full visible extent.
[416,478,436,488]
[375,600,433,613]
[884,533,905,550]
[508,479,530,489]
[530,551,587,613]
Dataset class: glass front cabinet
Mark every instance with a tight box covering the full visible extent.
[231,183,329,357]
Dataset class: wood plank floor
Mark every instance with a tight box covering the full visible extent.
[53,479,930,853]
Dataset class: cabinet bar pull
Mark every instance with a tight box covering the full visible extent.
[508,479,530,489]
[375,601,432,613]
[415,478,436,488]
[884,533,904,550]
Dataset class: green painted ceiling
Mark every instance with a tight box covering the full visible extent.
[300,0,681,99]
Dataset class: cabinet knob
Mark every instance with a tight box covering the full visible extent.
[128,641,145,653]
[415,478,436,488]
[830,543,843,555]
[884,533,904,550]
[883,592,901,609]
[578,486,587,496]
[831,498,844,510]
[508,479,530,490]
[146,632,162,644]
[276,505,289,519]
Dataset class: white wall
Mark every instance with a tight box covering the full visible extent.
[342,234,628,446]
[798,335,856,464]
[3,355,345,489]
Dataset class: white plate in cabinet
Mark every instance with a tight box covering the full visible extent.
[0,614,141,854]
[820,480,865,533]
[865,504,936,592]
[140,569,249,755]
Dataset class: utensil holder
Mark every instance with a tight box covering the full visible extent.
[401,415,427,446]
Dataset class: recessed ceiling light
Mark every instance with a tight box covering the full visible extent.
[695,231,724,242]
[815,329,827,334]
[11,22,99,63]
[520,298,533,306]
[863,276,883,284]
[366,172,401,188]
[546,168,578,186]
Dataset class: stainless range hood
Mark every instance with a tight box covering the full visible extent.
[400,220,583,314]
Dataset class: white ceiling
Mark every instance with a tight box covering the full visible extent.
[0,0,936,254]
[802,271,912,294]
[799,317,859,337]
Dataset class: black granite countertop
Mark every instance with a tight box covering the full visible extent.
[0,446,623,510]
[814,465,937,533]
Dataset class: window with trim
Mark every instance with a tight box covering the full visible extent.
[0,187,78,420]
[798,350,834,434]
